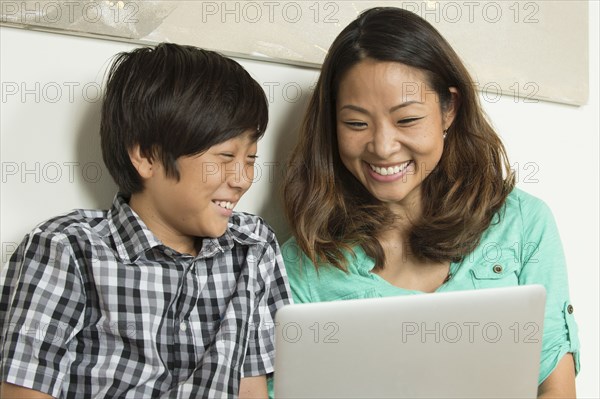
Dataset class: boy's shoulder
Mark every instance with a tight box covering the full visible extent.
[228,211,277,245]
[33,208,109,236]
[7,208,112,268]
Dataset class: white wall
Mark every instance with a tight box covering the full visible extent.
[1,3,598,395]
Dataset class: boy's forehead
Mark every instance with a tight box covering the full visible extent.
[215,130,260,146]
[180,133,259,159]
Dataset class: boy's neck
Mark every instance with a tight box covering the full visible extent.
[128,193,198,257]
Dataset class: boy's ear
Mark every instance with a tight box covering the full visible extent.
[128,145,154,179]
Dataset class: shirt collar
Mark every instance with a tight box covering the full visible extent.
[196,218,262,258]
[108,193,163,262]
[352,245,376,274]
[108,195,262,262]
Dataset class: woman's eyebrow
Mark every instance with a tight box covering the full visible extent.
[339,100,424,114]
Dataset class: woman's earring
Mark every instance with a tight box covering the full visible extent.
[443,129,448,139]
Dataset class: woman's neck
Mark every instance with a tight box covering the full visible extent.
[375,230,451,292]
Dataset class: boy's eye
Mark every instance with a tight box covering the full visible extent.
[246,155,258,166]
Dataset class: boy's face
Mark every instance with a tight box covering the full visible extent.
[135,130,257,251]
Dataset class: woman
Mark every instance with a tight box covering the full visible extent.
[282,7,579,397]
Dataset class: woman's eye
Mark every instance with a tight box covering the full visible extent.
[220,153,235,158]
[344,121,368,129]
[398,117,423,125]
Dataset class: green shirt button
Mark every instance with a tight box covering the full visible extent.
[493,264,503,273]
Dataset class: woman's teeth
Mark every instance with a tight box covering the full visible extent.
[214,201,234,210]
[369,161,411,176]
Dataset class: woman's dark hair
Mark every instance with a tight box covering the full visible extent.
[283,7,515,270]
[100,43,268,195]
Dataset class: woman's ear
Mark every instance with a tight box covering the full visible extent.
[128,145,154,179]
[444,87,460,130]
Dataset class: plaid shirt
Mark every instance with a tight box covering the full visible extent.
[1,194,292,398]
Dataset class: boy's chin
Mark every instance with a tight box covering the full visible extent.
[200,225,228,239]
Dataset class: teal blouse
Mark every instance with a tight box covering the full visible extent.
[280,188,580,384]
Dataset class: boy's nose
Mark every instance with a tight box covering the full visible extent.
[224,162,253,191]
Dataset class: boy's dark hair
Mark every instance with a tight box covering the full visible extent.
[100,43,268,195]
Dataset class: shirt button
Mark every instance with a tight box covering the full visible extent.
[180,322,187,331]
[567,304,574,314]
[164,249,173,256]
[492,264,503,274]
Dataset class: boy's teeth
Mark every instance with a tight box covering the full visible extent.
[369,162,410,176]
[215,201,234,210]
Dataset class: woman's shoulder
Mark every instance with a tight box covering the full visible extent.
[281,237,349,286]
[504,187,553,218]
[281,237,370,276]
[479,187,558,249]
[281,238,383,303]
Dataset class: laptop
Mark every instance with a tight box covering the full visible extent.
[274,285,546,398]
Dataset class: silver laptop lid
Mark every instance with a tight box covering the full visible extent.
[274,285,546,399]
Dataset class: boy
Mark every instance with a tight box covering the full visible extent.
[1,43,291,398]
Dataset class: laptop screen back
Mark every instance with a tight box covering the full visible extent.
[274,285,546,398]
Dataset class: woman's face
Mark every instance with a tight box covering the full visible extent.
[336,59,456,212]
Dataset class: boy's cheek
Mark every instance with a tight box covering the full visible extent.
[244,164,256,185]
